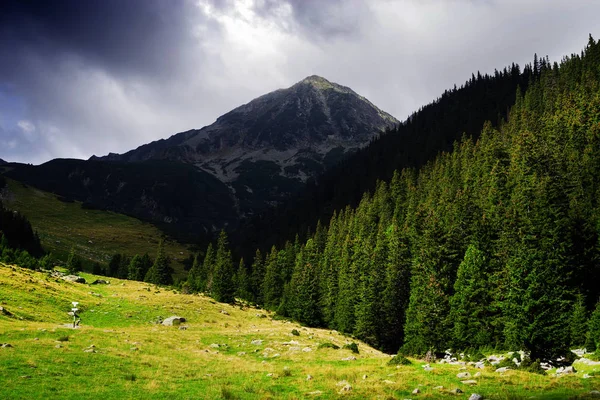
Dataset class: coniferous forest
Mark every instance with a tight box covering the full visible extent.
[186,36,600,361]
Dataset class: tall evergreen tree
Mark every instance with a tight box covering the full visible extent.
[144,240,173,285]
[212,231,235,303]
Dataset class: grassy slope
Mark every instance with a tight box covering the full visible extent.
[1,178,191,275]
[1,265,599,399]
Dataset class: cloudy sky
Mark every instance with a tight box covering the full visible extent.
[1,0,599,164]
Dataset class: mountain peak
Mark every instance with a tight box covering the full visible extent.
[297,75,339,91]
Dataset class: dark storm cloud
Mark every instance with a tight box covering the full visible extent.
[0,0,206,79]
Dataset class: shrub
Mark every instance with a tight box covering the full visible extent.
[343,342,359,354]
[388,355,411,366]
[291,329,300,336]
[519,358,546,375]
[318,342,340,350]
[496,358,517,368]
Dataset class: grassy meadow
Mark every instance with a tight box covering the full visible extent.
[1,264,599,399]
[1,178,191,275]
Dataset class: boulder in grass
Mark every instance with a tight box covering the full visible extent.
[162,316,186,326]
[62,275,86,284]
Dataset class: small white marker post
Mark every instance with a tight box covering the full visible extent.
[70,301,80,328]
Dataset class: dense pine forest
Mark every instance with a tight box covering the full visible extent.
[185,36,600,361]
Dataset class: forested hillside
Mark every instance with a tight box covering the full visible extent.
[192,37,600,360]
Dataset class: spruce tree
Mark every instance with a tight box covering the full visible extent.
[586,300,600,352]
[570,294,589,348]
[235,258,253,301]
[127,254,144,281]
[66,246,80,275]
[144,240,173,285]
[212,231,235,303]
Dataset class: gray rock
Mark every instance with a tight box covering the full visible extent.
[210,343,220,348]
[461,380,477,385]
[495,367,510,373]
[62,275,86,283]
[220,310,229,315]
[306,374,313,380]
[302,347,312,352]
[162,316,186,326]
[341,356,357,361]
[468,394,483,400]
[451,388,463,394]
[457,372,471,379]
[1,343,13,348]
[412,388,420,394]
[433,386,444,390]
[474,372,481,377]
[251,339,263,345]
[307,391,322,396]
[589,390,600,397]
[556,366,576,375]
[583,373,591,379]
[339,384,352,393]
[91,279,109,285]
[383,380,395,384]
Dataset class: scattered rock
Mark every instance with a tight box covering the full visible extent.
[83,348,96,353]
[302,347,312,352]
[425,349,435,362]
[55,344,62,348]
[589,390,600,397]
[423,364,433,371]
[220,310,229,315]
[341,356,357,361]
[461,380,477,385]
[362,374,368,380]
[178,325,188,330]
[495,367,510,373]
[457,372,471,379]
[412,388,420,394]
[433,386,444,390]
[339,384,352,393]
[62,275,86,284]
[130,347,138,351]
[1,343,13,348]
[306,374,313,380]
[383,380,395,384]
[583,373,592,379]
[266,373,274,377]
[91,279,109,285]
[237,352,246,356]
[474,372,481,377]
[251,339,263,345]
[468,394,483,400]
[289,346,302,351]
[336,380,350,386]
[20,375,31,379]
[307,391,323,396]
[162,316,186,326]
[556,366,576,375]
[450,388,464,394]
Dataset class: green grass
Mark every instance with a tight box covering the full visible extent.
[2,178,191,275]
[1,264,600,399]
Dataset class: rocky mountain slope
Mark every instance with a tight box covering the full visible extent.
[4,76,397,238]
[94,75,397,218]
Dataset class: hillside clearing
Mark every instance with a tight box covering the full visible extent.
[1,264,599,399]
